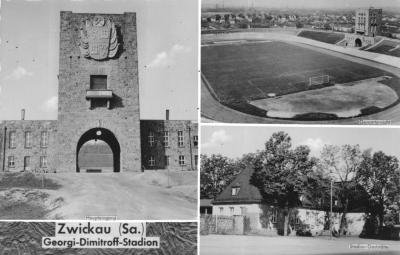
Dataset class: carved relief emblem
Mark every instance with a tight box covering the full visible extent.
[78,15,119,60]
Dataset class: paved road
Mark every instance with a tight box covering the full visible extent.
[201,37,400,125]
[43,172,197,220]
[200,235,400,255]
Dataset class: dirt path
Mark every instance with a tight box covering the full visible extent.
[41,172,197,220]
[200,235,400,255]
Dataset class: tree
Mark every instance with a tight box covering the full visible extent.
[250,132,317,236]
[358,150,400,236]
[319,144,363,237]
[215,14,221,22]
[264,14,272,20]
[224,14,230,21]
[296,21,304,29]
[200,154,241,199]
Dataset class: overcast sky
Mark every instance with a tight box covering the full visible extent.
[0,0,198,121]
[201,125,400,160]
[202,0,400,9]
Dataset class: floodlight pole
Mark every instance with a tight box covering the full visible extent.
[330,179,333,240]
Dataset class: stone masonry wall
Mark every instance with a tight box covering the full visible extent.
[56,12,141,172]
[140,120,198,171]
[0,121,58,172]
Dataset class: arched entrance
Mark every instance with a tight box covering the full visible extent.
[355,38,362,47]
[76,128,121,172]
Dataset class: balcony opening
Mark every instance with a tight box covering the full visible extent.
[90,75,107,90]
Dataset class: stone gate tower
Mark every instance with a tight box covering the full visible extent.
[56,12,141,172]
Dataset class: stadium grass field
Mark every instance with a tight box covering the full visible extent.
[201,41,399,119]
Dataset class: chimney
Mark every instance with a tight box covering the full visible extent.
[21,109,25,120]
[166,109,169,120]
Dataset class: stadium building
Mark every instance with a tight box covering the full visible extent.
[345,7,382,47]
[0,12,198,173]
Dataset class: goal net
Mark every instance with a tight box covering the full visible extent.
[309,75,329,86]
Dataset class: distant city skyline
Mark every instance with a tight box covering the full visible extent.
[202,0,400,9]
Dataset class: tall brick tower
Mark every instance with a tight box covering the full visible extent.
[56,12,141,172]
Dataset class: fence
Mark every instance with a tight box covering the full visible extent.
[200,214,250,235]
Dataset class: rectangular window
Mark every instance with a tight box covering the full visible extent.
[179,155,185,166]
[230,207,234,216]
[40,156,47,168]
[24,156,30,171]
[149,156,155,167]
[148,132,155,147]
[232,187,240,196]
[9,132,16,148]
[163,131,169,147]
[193,136,198,147]
[164,156,170,166]
[295,215,300,224]
[8,156,15,168]
[25,132,32,148]
[219,207,224,214]
[41,132,48,148]
[178,131,184,147]
[271,209,277,223]
[90,75,107,90]
[195,155,198,167]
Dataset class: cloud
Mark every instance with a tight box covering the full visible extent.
[202,129,232,149]
[5,67,33,80]
[303,138,330,152]
[41,96,58,112]
[148,44,191,67]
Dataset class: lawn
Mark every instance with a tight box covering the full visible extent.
[201,41,397,118]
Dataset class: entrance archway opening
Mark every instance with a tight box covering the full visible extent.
[355,38,362,47]
[76,128,121,173]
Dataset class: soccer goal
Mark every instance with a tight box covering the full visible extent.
[309,75,329,86]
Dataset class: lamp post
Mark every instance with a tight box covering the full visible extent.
[330,178,333,240]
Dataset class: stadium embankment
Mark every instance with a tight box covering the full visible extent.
[201,30,400,124]
[202,31,400,68]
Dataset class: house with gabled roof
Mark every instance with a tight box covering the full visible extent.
[211,164,366,236]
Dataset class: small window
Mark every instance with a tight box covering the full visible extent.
[230,207,234,216]
[163,131,169,147]
[295,214,300,224]
[178,131,184,147]
[219,207,224,214]
[25,132,32,148]
[232,187,240,196]
[9,132,16,148]
[40,156,47,168]
[8,156,15,168]
[193,136,198,147]
[271,209,277,223]
[179,155,185,166]
[148,132,155,147]
[90,75,107,90]
[24,156,30,171]
[41,132,48,148]
[149,156,155,167]
[164,156,170,166]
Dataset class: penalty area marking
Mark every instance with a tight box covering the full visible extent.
[248,80,266,97]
